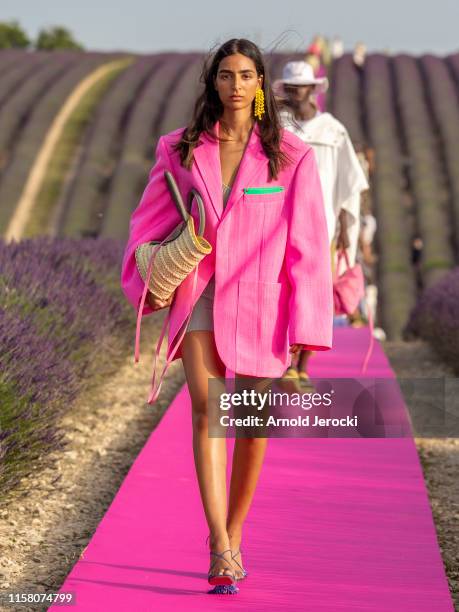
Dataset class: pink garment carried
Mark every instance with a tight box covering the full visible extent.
[333,248,374,373]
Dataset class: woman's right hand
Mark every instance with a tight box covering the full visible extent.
[147,289,175,311]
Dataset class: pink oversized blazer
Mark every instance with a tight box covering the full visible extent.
[121,120,333,378]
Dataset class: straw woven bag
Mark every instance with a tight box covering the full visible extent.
[134,170,212,404]
[135,170,212,301]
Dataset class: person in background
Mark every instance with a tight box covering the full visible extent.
[316,35,332,67]
[353,42,367,68]
[331,36,344,59]
[411,236,424,290]
[348,144,387,340]
[274,61,369,386]
[349,144,382,334]
[355,144,377,279]
[359,197,377,275]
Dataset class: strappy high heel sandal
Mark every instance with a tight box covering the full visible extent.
[208,549,237,586]
[231,548,248,580]
[207,548,236,586]
[205,534,238,593]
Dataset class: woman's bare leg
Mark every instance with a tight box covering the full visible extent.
[181,330,235,578]
[226,374,269,577]
[297,349,312,373]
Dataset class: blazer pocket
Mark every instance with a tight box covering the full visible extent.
[236,280,287,372]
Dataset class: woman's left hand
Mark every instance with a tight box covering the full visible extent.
[289,343,306,354]
[336,228,350,250]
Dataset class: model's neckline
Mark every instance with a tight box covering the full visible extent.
[219,123,254,193]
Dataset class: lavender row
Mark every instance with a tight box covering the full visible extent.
[328,53,366,145]
[0,51,51,108]
[393,55,455,287]
[101,53,193,238]
[0,49,26,77]
[363,54,417,338]
[446,53,459,90]
[60,55,161,238]
[0,52,75,159]
[420,55,459,257]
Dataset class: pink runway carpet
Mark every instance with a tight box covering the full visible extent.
[49,328,454,611]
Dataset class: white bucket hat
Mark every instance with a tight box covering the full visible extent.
[273,61,329,95]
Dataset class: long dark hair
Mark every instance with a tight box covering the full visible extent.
[173,38,294,180]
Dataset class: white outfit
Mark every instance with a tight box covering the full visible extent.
[280,110,369,274]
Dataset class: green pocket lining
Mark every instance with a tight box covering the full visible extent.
[243,186,285,194]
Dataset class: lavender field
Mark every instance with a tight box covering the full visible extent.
[0,236,132,494]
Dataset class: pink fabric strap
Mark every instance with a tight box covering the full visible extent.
[146,267,198,404]
[134,229,200,404]
[361,303,374,374]
[333,247,351,282]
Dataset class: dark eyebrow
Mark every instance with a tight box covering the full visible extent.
[218,69,255,74]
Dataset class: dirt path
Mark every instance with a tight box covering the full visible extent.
[0,333,457,610]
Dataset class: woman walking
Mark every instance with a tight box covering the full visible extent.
[121,39,333,594]
[274,60,369,386]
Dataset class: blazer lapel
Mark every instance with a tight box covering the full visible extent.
[192,120,268,222]
[192,123,222,220]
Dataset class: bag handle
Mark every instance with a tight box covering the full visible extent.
[361,304,374,374]
[188,188,206,236]
[332,246,351,282]
[164,170,188,222]
[337,247,351,270]
[164,171,207,237]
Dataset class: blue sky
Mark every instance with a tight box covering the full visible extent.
[1,0,457,55]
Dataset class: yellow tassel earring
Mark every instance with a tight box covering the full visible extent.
[254,87,265,120]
